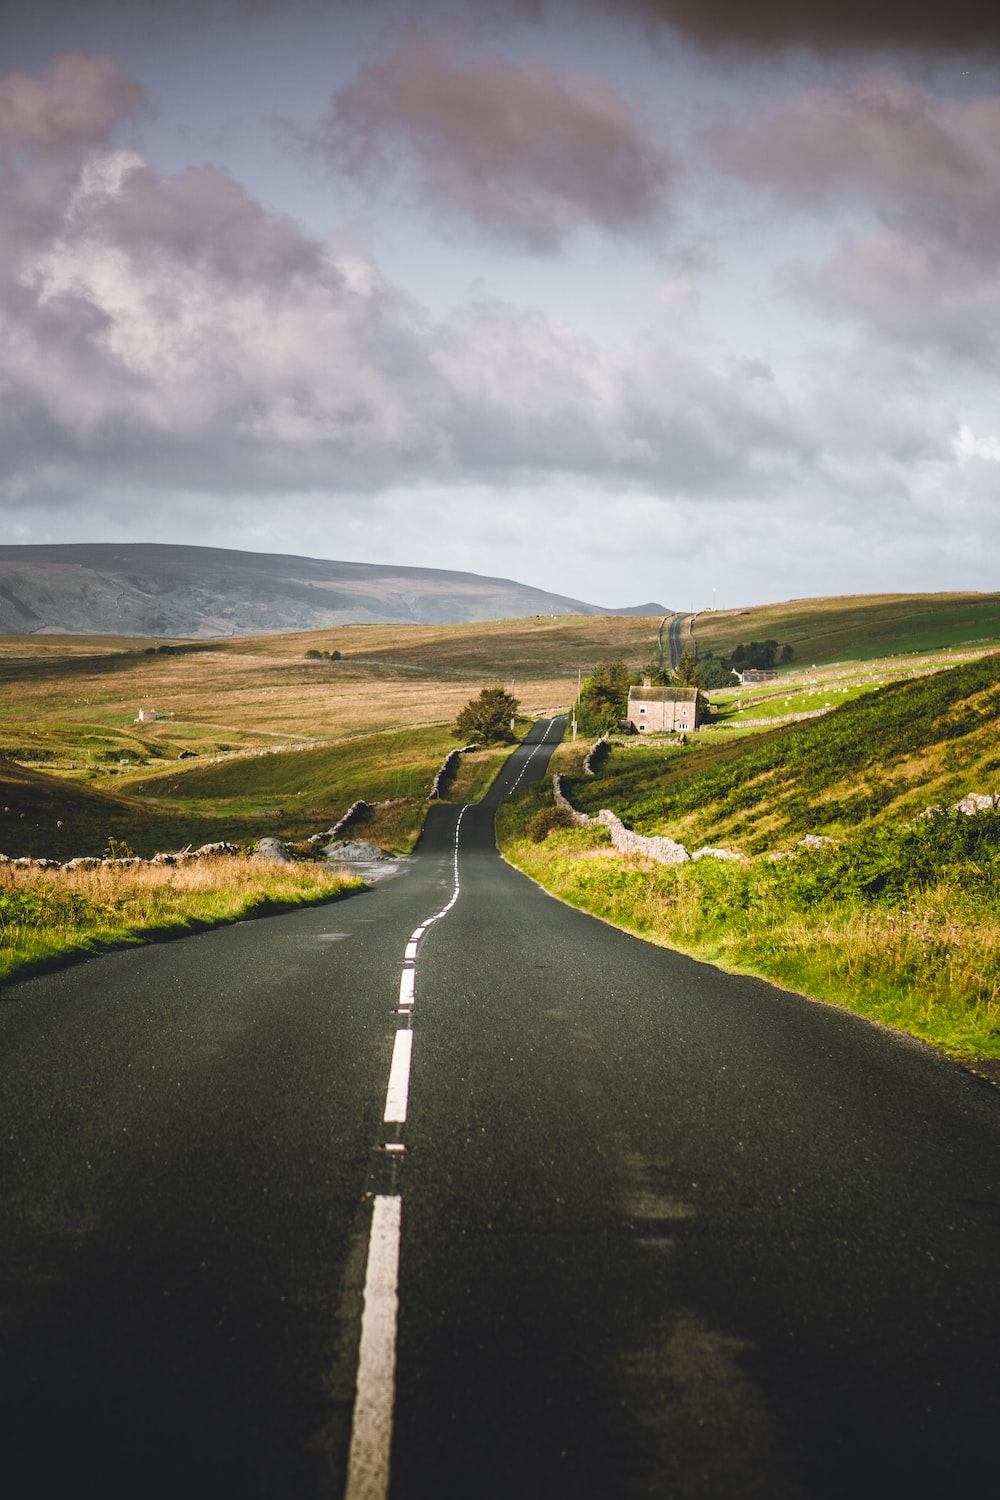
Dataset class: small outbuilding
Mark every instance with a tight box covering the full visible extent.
[626,685,702,733]
[136,708,158,723]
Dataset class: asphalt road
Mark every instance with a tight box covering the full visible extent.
[2,719,1000,1498]
[666,613,688,670]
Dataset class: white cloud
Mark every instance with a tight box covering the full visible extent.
[955,425,1000,463]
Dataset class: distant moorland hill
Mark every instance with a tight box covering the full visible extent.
[0,543,666,637]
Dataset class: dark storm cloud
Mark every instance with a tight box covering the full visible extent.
[17,1,1000,57]
[300,33,670,250]
[211,0,1000,52]
[205,0,1000,53]
[578,0,1000,53]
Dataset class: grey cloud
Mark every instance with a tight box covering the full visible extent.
[712,77,1000,225]
[713,77,1000,358]
[300,32,670,249]
[423,297,813,488]
[0,54,449,491]
[0,51,144,153]
[805,231,1000,361]
[0,48,943,553]
[70,160,327,284]
[712,77,982,206]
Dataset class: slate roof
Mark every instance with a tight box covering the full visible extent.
[627,685,699,703]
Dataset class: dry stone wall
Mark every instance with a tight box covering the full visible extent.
[0,841,242,872]
[552,775,739,865]
[429,749,462,799]
[554,774,1000,869]
[583,738,609,776]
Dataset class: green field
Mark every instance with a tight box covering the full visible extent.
[0,725,519,860]
[693,593,1000,667]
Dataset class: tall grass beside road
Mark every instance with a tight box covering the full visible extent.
[500,649,1000,1067]
[0,857,363,985]
[498,808,1000,1062]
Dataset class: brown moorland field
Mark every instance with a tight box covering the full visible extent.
[0,645,541,768]
[4,598,995,863]
[0,617,666,859]
[0,616,665,770]
[204,613,668,674]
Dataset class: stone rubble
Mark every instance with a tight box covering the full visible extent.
[322,840,394,862]
[252,837,295,865]
[955,792,1000,814]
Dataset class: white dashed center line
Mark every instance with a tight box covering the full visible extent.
[343,1195,403,1500]
[344,724,560,1500]
[383,1030,414,1124]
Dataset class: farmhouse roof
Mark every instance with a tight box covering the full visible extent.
[627,685,699,703]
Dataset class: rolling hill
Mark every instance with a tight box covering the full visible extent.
[692,592,1000,666]
[0,543,666,637]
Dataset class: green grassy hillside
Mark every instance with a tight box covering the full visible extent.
[502,651,1000,1064]
[130,726,509,854]
[0,759,184,860]
[0,723,512,860]
[562,651,1000,854]
[693,593,1000,668]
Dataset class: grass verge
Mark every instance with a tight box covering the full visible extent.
[498,790,1000,1065]
[0,857,364,986]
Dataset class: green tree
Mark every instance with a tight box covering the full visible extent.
[672,651,703,688]
[455,685,520,743]
[639,657,672,686]
[696,654,735,689]
[576,659,632,735]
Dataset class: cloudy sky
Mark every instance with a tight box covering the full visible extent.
[2,1,999,609]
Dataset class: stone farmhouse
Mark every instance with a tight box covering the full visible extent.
[625,684,702,733]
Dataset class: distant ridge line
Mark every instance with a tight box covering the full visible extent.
[0,543,669,638]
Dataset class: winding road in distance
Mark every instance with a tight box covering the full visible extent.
[2,719,1000,1499]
